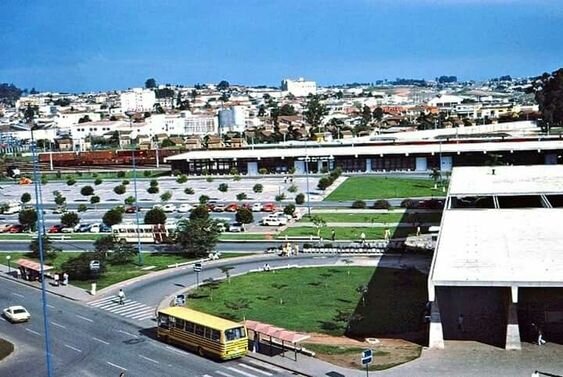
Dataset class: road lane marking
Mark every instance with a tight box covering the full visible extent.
[0,317,6,322]
[11,293,24,298]
[125,309,155,318]
[106,361,127,371]
[165,345,186,355]
[89,296,116,305]
[139,354,159,364]
[245,360,283,372]
[226,366,255,377]
[109,303,146,314]
[118,330,137,337]
[50,321,66,329]
[92,337,109,345]
[238,363,273,376]
[64,344,82,353]
[46,304,55,309]
[215,371,236,377]
[76,315,94,322]
[25,328,41,336]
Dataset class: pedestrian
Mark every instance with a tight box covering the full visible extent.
[331,229,336,242]
[16,269,21,279]
[118,289,125,305]
[119,372,126,377]
[360,232,366,245]
[416,225,421,236]
[537,326,546,346]
[252,331,260,353]
[62,272,69,286]
[54,272,60,287]
[457,313,464,333]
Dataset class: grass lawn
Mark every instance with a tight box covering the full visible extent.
[280,226,420,240]
[0,338,14,361]
[325,176,445,201]
[188,266,428,338]
[301,212,442,224]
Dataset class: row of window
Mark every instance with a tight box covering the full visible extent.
[175,318,221,341]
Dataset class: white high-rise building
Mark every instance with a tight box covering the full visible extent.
[281,78,317,97]
[120,88,156,112]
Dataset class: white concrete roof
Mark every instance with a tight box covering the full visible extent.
[165,139,563,161]
[448,165,563,195]
[430,209,563,287]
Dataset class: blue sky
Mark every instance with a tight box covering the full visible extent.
[1,0,562,92]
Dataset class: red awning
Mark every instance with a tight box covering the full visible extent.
[245,320,310,344]
[16,259,53,272]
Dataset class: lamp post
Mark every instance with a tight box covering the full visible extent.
[6,255,11,274]
[304,144,311,217]
[125,112,143,266]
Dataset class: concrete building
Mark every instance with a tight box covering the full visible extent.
[181,112,218,135]
[218,106,246,133]
[428,165,563,350]
[281,78,317,97]
[120,88,156,112]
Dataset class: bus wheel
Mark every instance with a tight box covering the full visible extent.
[197,347,204,357]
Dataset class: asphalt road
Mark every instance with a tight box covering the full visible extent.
[0,278,297,377]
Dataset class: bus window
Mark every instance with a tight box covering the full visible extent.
[176,319,185,330]
[158,314,170,329]
[210,329,220,341]
[225,327,246,341]
[195,324,204,336]
[185,321,194,333]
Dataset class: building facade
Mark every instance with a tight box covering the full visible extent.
[120,88,156,112]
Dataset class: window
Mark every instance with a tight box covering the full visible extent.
[185,321,194,333]
[224,327,246,341]
[158,314,170,329]
[210,329,220,341]
[176,319,185,330]
[195,325,204,336]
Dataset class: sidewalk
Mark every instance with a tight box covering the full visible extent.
[0,263,93,301]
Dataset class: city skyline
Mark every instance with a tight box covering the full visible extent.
[1,0,562,92]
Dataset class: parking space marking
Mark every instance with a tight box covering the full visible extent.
[25,328,41,336]
[11,293,24,298]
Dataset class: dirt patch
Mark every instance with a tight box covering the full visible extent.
[0,338,14,361]
[303,333,422,371]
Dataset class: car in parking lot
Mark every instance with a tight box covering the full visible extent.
[224,203,239,212]
[89,223,111,233]
[125,206,141,213]
[212,204,225,212]
[228,222,244,232]
[7,224,23,233]
[261,216,284,226]
[61,226,75,233]
[177,203,193,213]
[261,203,276,212]
[74,223,91,232]
[162,204,177,213]
[3,305,31,323]
[251,203,262,212]
[48,224,63,233]
[0,224,13,233]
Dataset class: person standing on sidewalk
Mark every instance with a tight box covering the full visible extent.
[331,229,336,242]
[118,289,126,305]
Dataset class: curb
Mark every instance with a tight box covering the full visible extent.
[246,353,314,377]
[0,272,83,302]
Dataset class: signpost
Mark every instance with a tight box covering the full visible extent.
[193,262,202,288]
[361,349,373,376]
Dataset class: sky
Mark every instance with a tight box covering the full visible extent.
[1,0,562,93]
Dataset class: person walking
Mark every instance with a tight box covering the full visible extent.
[457,313,464,333]
[360,232,366,245]
[118,289,126,305]
[537,326,546,346]
[331,229,336,242]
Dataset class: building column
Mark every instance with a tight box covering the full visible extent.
[365,158,372,173]
[429,298,445,349]
[506,286,521,350]
[317,160,323,173]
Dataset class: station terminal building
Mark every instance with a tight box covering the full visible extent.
[428,165,563,349]
[165,122,563,176]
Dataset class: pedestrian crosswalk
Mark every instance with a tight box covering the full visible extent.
[88,295,155,321]
[201,359,288,377]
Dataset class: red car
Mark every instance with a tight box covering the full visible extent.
[224,203,239,212]
[48,224,63,233]
[261,203,276,212]
[8,225,23,233]
[125,206,141,213]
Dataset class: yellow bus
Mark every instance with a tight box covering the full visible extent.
[157,307,248,360]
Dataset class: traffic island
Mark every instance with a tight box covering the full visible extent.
[0,338,14,362]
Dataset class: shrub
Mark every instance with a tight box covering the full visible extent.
[233,175,241,181]
[330,167,342,180]
[41,176,48,185]
[150,179,159,187]
[229,167,239,176]
[77,204,88,212]
[184,187,195,195]
[160,191,172,202]
[317,177,332,190]
[275,193,286,202]
[117,171,126,178]
[124,196,136,205]
[56,171,62,179]
[400,199,417,209]
[235,208,253,224]
[90,196,100,206]
[373,200,391,210]
[144,208,167,225]
[218,183,228,192]
[122,179,130,185]
[171,169,181,176]
[288,167,296,175]
[199,195,210,204]
[92,173,98,178]
[288,184,298,193]
[20,193,31,204]
[94,178,103,185]
[284,204,296,216]
[258,168,268,175]
[176,175,188,184]
[147,186,159,194]
[236,193,247,201]
[67,178,76,186]
[143,170,152,177]
[253,184,263,193]
[206,177,214,183]
[295,193,305,205]
[351,200,367,209]
[80,186,94,196]
[113,185,126,195]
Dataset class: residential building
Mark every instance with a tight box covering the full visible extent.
[120,88,156,112]
[281,78,317,97]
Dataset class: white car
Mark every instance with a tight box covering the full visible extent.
[3,305,31,323]
[273,211,292,221]
[228,222,245,232]
[61,226,75,233]
[177,203,193,213]
[162,204,177,213]
[251,203,262,212]
[262,216,283,226]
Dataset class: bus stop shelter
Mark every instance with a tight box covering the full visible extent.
[16,259,53,281]
[245,320,310,360]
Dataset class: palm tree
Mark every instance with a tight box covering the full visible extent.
[218,266,235,284]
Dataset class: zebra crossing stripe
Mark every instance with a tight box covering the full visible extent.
[107,303,147,313]
[238,363,273,376]
[245,360,283,373]
[89,297,118,307]
[226,366,256,377]
[215,371,235,377]
[98,300,133,309]
[124,308,154,318]
[88,296,116,305]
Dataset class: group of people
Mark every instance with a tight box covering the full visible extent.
[52,272,69,287]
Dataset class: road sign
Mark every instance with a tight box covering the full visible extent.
[175,294,185,306]
[361,356,372,365]
[193,263,202,272]
[362,349,372,359]
[89,260,101,271]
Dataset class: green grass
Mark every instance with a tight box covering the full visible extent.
[301,212,442,224]
[279,226,419,240]
[189,266,428,338]
[0,338,14,361]
[304,343,389,357]
[325,176,445,201]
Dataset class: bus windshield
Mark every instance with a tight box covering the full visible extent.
[224,327,246,341]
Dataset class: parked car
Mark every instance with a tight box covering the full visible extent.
[48,224,63,233]
[162,204,177,213]
[74,223,91,232]
[52,207,66,214]
[152,204,163,210]
[261,203,276,212]
[0,224,13,233]
[228,222,244,232]
[3,305,30,323]
[261,216,283,226]
[89,223,111,233]
[8,224,23,233]
[251,203,262,212]
[177,203,193,213]
[212,204,225,212]
[61,226,75,233]
[273,211,292,221]
[125,206,141,213]
[216,223,226,233]
[224,203,239,212]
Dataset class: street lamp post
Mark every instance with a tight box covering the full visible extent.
[6,255,11,274]
[126,112,143,266]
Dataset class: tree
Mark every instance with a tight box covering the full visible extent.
[108,243,136,265]
[429,168,441,189]
[295,193,305,205]
[218,183,229,192]
[77,204,88,212]
[235,208,253,224]
[30,235,59,259]
[361,105,372,126]
[54,194,66,207]
[373,107,384,121]
[218,266,235,284]
[236,193,247,201]
[304,95,328,131]
[176,175,188,184]
[114,185,126,195]
[160,191,172,202]
[124,196,136,205]
[184,187,195,195]
[20,193,31,206]
[147,186,159,194]
[283,204,296,216]
[67,178,76,186]
[80,186,94,196]
[145,78,157,89]
[279,104,297,116]
[61,212,79,228]
[175,218,220,257]
[18,209,37,231]
[253,184,263,193]
[310,215,326,237]
[102,208,123,227]
[531,68,563,132]
[198,195,210,204]
[217,80,230,91]
[144,208,166,224]
[94,235,115,254]
[161,138,175,148]
[190,205,209,220]
[90,195,100,208]
[257,104,266,117]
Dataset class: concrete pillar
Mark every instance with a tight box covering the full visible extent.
[317,160,323,173]
[365,158,372,172]
[429,298,445,349]
[506,286,521,350]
